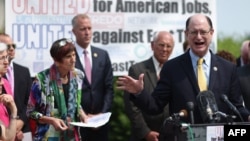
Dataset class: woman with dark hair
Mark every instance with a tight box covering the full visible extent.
[26,38,87,141]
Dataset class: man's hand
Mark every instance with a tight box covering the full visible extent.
[145,131,159,141]
[15,130,24,141]
[117,73,144,94]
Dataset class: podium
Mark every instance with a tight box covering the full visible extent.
[159,121,250,141]
[182,123,224,141]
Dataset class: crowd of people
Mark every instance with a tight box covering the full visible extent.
[0,13,249,141]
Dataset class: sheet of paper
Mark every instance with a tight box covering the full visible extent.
[23,132,32,141]
[70,112,112,128]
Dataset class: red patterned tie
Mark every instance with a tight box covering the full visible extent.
[83,50,91,84]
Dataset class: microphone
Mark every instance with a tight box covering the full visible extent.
[187,102,195,124]
[220,94,244,122]
[206,105,213,121]
[196,90,219,123]
[167,109,188,120]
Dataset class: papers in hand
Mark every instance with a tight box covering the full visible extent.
[70,112,112,128]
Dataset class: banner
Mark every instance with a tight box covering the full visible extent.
[5,0,216,76]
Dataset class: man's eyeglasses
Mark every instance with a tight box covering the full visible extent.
[188,30,211,37]
[0,55,9,61]
[7,44,16,49]
[58,39,73,47]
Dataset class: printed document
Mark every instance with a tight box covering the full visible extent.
[70,112,111,128]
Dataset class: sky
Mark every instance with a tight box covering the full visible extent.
[217,0,250,36]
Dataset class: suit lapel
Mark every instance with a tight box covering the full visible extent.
[90,47,99,85]
[75,51,84,71]
[144,58,157,88]
[208,54,219,90]
[181,52,200,93]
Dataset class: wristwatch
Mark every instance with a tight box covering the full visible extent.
[10,115,19,119]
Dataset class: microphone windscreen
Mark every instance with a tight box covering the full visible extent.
[221,94,228,102]
[196,90,218,123]
[187,101,194,111]
[180,109,188,117]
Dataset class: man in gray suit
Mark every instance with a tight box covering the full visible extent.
[124,31,174,141]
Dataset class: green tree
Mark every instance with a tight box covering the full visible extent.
[109,77,131,141]
[217,33,250,58]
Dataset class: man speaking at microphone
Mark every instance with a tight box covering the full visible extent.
[117,14,250,124]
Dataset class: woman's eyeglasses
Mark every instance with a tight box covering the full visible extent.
[7,44,16,49]
[0,55,9,61]
[58,39,73,47]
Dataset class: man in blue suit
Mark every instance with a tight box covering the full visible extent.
[72,14,114,141]
[117,14,250,124]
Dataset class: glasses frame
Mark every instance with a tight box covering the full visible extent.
[0,55,9,61]
[7,44,16,49]
[188,29,211,37]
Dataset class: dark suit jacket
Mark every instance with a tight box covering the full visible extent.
[236,57,241,67]
[75,46,114,114]
[237,65,250,111]
[124,57,169,140]
[132,51,249,124]
[13,63,32,132]
[75,46,113,140]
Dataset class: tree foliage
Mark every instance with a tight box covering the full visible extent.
[217,33,250,58]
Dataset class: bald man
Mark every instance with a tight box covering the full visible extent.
[236,40,250,67]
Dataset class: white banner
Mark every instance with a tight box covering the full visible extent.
[5,0,216,76]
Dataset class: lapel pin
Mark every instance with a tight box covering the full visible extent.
[94,53,98,57]
[213,66,218,71]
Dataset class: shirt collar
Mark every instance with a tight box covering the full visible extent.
[152,56,162,71]
[189,49,211,67]
[75,43,91,56]
[8,61,13,69]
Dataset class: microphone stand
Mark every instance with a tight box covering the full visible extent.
[187,102,195,124]
[226,115,237,124]
[160,116,184,141]
[213,111,236,124]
